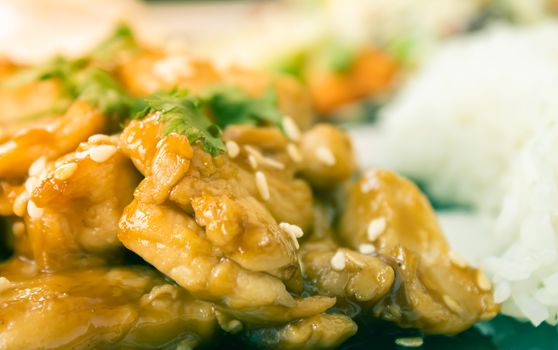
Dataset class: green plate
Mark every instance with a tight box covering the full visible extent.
[214,316,558,349]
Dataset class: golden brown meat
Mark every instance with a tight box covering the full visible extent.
[118,51,313,129]
[222,67,314,130]
[118,51,222,96]
[339,169,499,334]
[301,239,394,305]
[0,79,63,127]
[119,116,333,324]
[0,100,106,180]
[22,136,140,272]
[0,265,219,350]
[246,313,357,350]
[299,123,356,188]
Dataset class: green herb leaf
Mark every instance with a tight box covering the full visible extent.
[74,68,139,127]
[134,90,225,156]
[2,56,85,90]
[89,23,138,65]
[204,85,283,128]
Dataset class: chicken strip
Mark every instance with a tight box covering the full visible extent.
[0,79,63,127]
[118,51,222,97]
[0,100,106,179]
[298,123,356,188]
[22,136,140,272]
[119,116,333,324]
[0,265,219,350]
[244,313,357,350]
[339,169,499,334]
[301,239,394,305]
[119,51,313,129]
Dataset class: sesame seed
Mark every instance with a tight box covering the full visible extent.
[263,157,285,170]
[448,250,468,268]
[244,145,263,159]
[244,145,284,169]
[24,177,39,194]
[0,141,16,154]
[248,155,258,169]
[330,250,346,271]
[361,175,380,193]
[29,156,47,177]
[359,243,376,255]
[443,295,462,314]
[226,141,240,158]
[279,222,304,238]
[367,217,387,242]
[12,222,25,237]
[395,337,423,347]
[27,200,44,219]
[0,277,12,293]
[227,319,242,333]
[12,193,28,217]
[255,171,270,201]
[279,223,304,249]
[89,145,117,163]
[282,116,301,141]
[54,162,78,180]
[287,143,303,163]
[88,134,109,143]
[38,168,49,182]
[315,146,336,166]
[476,270,492,291]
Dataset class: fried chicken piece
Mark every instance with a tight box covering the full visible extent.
[118,116,333,324]
[299,123,356,188]
[245,314,357,350]
[118,51,222,96]
[119,51,313,129]
[301,239,394,305]
[23,136,140,272]
[222,67,314,130]
[0,100,106,180]
[0,265,219,350]
[0,76,62,126]
[339,169,499,334]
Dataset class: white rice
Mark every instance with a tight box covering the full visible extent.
[361,22,558,213]
[353,22,558,325]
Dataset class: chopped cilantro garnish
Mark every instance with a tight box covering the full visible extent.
[204,85,283,128]
[2,24,287,156]
[89,24,138,65]
[134,90,225,156]
[74,68,139,128]
[2,56,85,90]
[132,86,286,156]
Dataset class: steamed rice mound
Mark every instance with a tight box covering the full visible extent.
[361,22,558,325]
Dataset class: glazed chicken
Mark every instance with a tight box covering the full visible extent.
[0,26,498,350]
[0,101,106,179]
[0,264,219,349]
[339,170,499,334]
[118,116,334,324]
[23,136,140,271]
